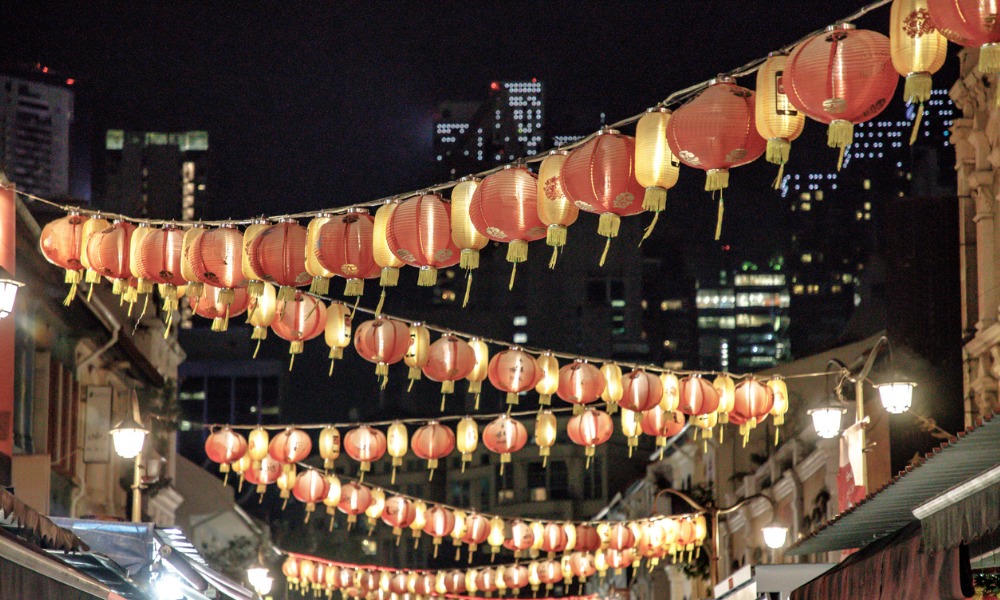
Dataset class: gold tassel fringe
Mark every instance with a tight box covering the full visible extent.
[310,276,330,295]
[909,102,925,146]
[640,188,666,243]
[375,287,387,316]
[247,280,264,297]
[417,266,438,287]
[277,285,297,303]
[84,268,101,284]
[705,168,729,192]
[344,278,364,297]
[546,224,567,248]
[980,43,1000,74]
[137,278,153,295]
[766,139,791,165]
[715,191,725,241]
[827,119,853,171]
[379,266,399,287]
[463,270,473,308]
[460,248,480,270]
[112,279,124,295]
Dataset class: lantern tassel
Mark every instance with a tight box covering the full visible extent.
[507,240,528,289]
[980,42,1000,74]
[715,192,724,241]
[310,276,330,295]
[163,311,173,339]
[909,102,925,146]
[247,280,264,297]
[344,278,364,297]
[548,245,559,270]
[597,213,620,267]
[640,187,666,243]
[440,395,447,412]
[460,248,480,270]
[254,339,262,359]
[86,282,95,303]
[350,295,360,320]
[772,161,786,191]
[379,266,399,287]
[375,287,387,316]
[63,271,81,306]
[509,262,518,291]
[775,426,780,447]
[719,426,724,445]
[827,119,853,172]
[463,270,473,308]
[417,266,438,287]
[277,285,296,303]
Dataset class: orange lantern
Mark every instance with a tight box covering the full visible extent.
[504,565,529,592]
[678,375,720,416]
[354,316,410,388]
[506,520,535,559]
[297,560,315,591]
[269,427,313,464]
[337,482,373,530]
[556,360,606,413]
[304,213,334,295]
[755,52,807,188]
[483,414,528,474]
[469,165,547,288]
[450,177,489,306]
[316,208,379,297]
[423,334,477,411]
[785,25,898,170]
[488,347,539,409]
[569,552,596,582]
[247,219,310,302]
[272,292,327,369]
[79,215,112,288]
[540,522,568,558]
[244,455,281,496]
[385,193,460,287]
[732,377,774,444]
[476,568,499,595]
[324,301,352,374]
[462,513,491,558]
[344,426,387,480]
[403,322,430,391]
[666,78,767,239]
[575,525,601,552]
[423,506,457,557]
[189,285,251,332]
[137,224,188,315]
[456,416,479,471]
[443,570,467,594]
[282,557,300,589]
[927,0,997,72]
[535,410,558,467]
[293,469,330,522]
[604,548,635,574]
[538,559,563,589]
[891,0,948,143]
[567,408,614,467]
[620,369,663,413]
[319,426,341,470]
[382,495,416,540]
[466,338,490,410]
[386,421,408,485]
[641,406,686,446]
[188,224,247,329]
[86,220,136,295]
[635,107,681,238]
[372,200,404,314]
[411,421,455,480]
[39,212,86,305]
[204,427,247,485]
[231,454,251,492]
[537,150,578,269]
[608,523,636,551]
[560,129,647,265]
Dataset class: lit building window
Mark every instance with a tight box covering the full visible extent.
[513,333,528,344]
[801,254,812,263]
[512,316,528,326]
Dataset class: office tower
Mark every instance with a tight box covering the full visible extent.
[0,74,74,198]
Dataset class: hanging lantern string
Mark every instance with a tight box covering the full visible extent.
[2,1,892,229]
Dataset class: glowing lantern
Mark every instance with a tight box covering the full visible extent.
[304,213,334,295]
[768,376,789,445]
[666,78,767,239]
[409,500,428,546]
[570,552,597,582]
[137,225,187,323]
[293,470,330,522]
[605,548,636,574]
[269,427,313,464]
[561,129,647,265]
[755,53,807,188]
[537,150,578,269]
[450,177,489,306]
[575,525,601,552]
[469,165,546,287]
[927,0,997,72]
[86,219,136,296]
[372,201,404,313]
[231,454,251,493]
[557,360,606,413]
[386,421,409,484]
[412,574,435,597]
[534,410,558,467]
[344,426,387,479]
[504,565,529,592]
[567,409,614,467]
[282,557,300,589]
[297,560,315,592]
[386,193,460,287]
[188,224,247,330]
[240,219,269,297]
[204,427,247,485]
[244,456,281,496]
[423,506,456,557]
[190,285,250,332]
[466,569,480,594]
[354,316,410,388]
[641,406,686,446]
[601,363,624,414]
[466,338,490,410]
[483,414,528,473]
[456,417,479,471]
[319,426,341,470]
[732,377,775,445]
[539,559,563,590]
[365,487,386,529]
[785,24,898,170]
[477,568,499,595]
[635,107,681,238]
[337,482,373,530]
[714,373,736,426]
[530,521,546,557]
[541,522,568,558]
[891,0,947,143]
[411,421,455,480]
[247,282,277,355]
[660,372,680,412]
[678,375,720,416]
[620,408,643,456]
[382,495,416,540]
[488,347,539,409]
[487,516,506,558]
[638,521,668,566]
[444,570,467,594]
[247,426,270,470]
[315,208,379,297]
[272,292,326,369]
[324,301,352,374]
[322,474,342,526]
[534,352,560,407]
[128,223,154,297]
[39,212,86,305]
[563,522,578,552]
[423,334,477,411]
[463,513,491,558]
[620,369,663,413]
[275,464,296,508]
[247,220,310,302]
[179,224,206,300]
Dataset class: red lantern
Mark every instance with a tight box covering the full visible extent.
[269,427,313,464]
[293,470,330,521]
[423,506,456,557]
[540,523,568,557]
[244,456,282,495]
[482,415,528,473]
[411,421,456,479]
[204,427,247,484]
[343,426,387,479]
[666,78,767,239]
[412,574,435,597]
[566,409,613,467]
[337,482,373,529]
[247,220,311,302]
[382,496,416,537]
[137,224,188,321]
[570,552,597,581]
[488,347,539,408]
[604,548,636,573]
[539,559,563,587]
[443,571,467,594]
[387,573,408,595]
[188,224,247,305]
[641,406,686,446]
[354,316,410,388]
[282,557,300,587]
[423,334,477,411]
[678,375,720,416]
[86,220,136,295]
[505,520,535,559]
[463,513,491,555]
[468,166,547,287]
[385,193,460,287]
[272,292,327,368]
[731,377,775,443]
[476,570,498,595]
[503,565,529,591]
[556,360,606,412]
[619,369,663,413]
[608,523,636,551]
[190,285,251,332]
[40,213,87,304]
[785,24,897,170]
[297,560,316,591]
[928,0,998,73]
[316,208,380,297]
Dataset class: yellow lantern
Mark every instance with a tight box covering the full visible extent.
[247,282,277,358]
[324,301,352,374]
[563,522,577,553]
[488,517,506,559]
[247,426,270,470]
[387,421,409,484]
[456,416,479,471]
[323,475,342,530]
[890,0,948,143]
[561,555,574,586]
[693,514,708,552]
[435,571,448,596]
[594,549,609,578]
[466,569,479,595]
[635,107,680,239]
[241,219,270,297]
[755,52,806,188]
[535,410,558,467]
[495,566,507,595]
[713,373,736,427]
[767,376,789,445]
[527,561,542,593]
[534,352,559,407]
[536,150,578,269]
[600,363,624,414]
[365,487,386,529]
[620,409,642,457]
[80,214,111,291]
[451,509,468,560]
[410,500,428,547]
[305,213,334,295]
[404,322,430,391]
[530,521,546,557]
[693,411,718,453]
[466,338,489,410]
[660,372,680,412]
[451,177,488,307]
[231,454,251,493]
[373,200,404,315]
[276,463,296,509]
[319,426,341,470]
[179,224,206,299]
[129,222,154,303]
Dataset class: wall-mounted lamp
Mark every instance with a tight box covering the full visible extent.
[0,279,23,319]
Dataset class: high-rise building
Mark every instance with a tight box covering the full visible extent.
[0,74,74,198]
[101,129,209,221]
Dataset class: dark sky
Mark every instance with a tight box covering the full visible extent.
[4,1,884,218]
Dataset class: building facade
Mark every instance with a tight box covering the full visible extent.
[0,74,74,198]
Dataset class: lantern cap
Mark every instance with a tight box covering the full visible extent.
[276,217,298,223]
[827,22,856,32]
[457,175,481,182]
[707,74,735,86]
[346,206,369,214]
[547,149,569,156]
[596,127,620,136]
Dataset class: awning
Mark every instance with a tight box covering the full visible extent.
[790,521,973,600]
[0,527,119,600]
[915,463,1000,552]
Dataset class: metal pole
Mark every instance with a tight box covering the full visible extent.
[854,378,867,490]
[131,453,142,523]
[710,510,720,590]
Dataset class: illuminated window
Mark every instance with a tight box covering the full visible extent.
[792,284,804,295]
[863,179,872,190]
[513,333,528,344]
[799,192,811,201]
[513,316,528,326]
[801,202,811,211]
[801,254,813,263]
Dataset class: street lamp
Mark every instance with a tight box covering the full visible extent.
[0,278,23,319]
[247,551,273,598]
[652,488,787,591]
[808,404,846,439]
[110,391,147,523]
[875,381,916,414]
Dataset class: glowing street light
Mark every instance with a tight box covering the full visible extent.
[0,279,23,319]
[875,381,916,414]
[110,391,148,522]
[808,405,846,439]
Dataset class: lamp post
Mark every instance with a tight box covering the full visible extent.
[247,548,273,599]
[0,278,23,319]
[110,391,148,523]
[652,488,787,593]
